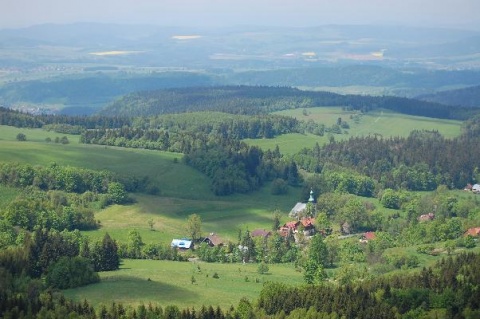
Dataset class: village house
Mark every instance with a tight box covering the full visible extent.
[201,233,224,247]
[300,217,316,236]
[465,227,480,237]
[360,231,376,243]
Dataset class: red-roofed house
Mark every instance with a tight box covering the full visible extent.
[279,221,299,234]
[360,231,376,243]
[465,227,480,237]
[300,217,316,236]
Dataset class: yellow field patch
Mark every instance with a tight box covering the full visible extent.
[171,35,202,40]
[89,51,144,56]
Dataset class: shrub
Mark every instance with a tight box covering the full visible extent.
[46,256,99,289]
[257,262,269,274]
[16,133,26,141]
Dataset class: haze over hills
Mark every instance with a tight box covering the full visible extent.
[0,23,479,69]
[1,23,480,115]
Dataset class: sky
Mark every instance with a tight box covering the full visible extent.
[1,0,479,30]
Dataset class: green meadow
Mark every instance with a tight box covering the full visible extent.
[0,125,302,244]
[245,107,462,155]
[0,126,212,199]
[0,115,471,311]
[63,259,304,310]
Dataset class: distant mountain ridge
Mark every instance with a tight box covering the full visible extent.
[417,85,480,108]
[99,86,478,120]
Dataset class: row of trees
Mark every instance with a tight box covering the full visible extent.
[0,162,116,193]
[1,228,119,285]
[256,252,480,318]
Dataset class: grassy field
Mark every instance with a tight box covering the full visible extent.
[245,107,463,155]
[0,125,304,243]
[63,259,304,310]
[0,126,213,200]
[86,185,302,244]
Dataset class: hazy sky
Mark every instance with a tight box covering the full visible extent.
[1,0,479,30]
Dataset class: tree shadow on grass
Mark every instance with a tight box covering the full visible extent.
[71,275,199,306]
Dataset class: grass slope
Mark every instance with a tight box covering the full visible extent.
[0,126,212,199]
[245,107,462,155]
[63,259,303,310]
[0,125,304,243]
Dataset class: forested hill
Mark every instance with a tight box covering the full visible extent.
[417,85,480,108]
[99,86,477,120]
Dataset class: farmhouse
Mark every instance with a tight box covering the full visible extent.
[202,233,223,247]
[360,231,376,243]
[171,238,193,250]
[251,229,272,238]
[300,217,316,236]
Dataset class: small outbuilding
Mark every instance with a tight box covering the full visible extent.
[171,238,193,250]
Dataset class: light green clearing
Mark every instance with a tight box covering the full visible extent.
[63,259,303,310]
[87,186,302,244]
[245,107,462,155]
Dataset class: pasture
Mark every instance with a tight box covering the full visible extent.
[85,185,302,244]
[247,107,463,155]
[0,126,213,200]
[0,125,304,243]
[63,259,304,310]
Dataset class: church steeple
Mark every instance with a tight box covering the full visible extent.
[308,189,314,203]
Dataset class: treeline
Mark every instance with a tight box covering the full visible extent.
[133,112,303,139]
[296,130,480,191]
[0,106,131,130]
[81,112,303,148]
[1,188,99,232]
[256,252,480,318]
[81,120,303,195]
[0,228,119,292]
[0,162,115,193]
[0,161,151,195]
[0,163,141,232]
[100,86,478,120]
[184,137,301,195]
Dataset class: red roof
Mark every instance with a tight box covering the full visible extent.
[364,232,376,240]
[285,221,299,229]
[300,217,315,228]
[465,227,480,237]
